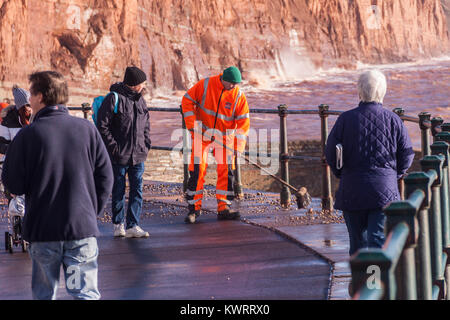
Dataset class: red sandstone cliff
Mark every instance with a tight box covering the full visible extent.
[0,0,448,104]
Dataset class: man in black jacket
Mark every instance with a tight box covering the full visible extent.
[97,66,151,238]
[2,71,113,300]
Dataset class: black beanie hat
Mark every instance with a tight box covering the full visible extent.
[123,66,147,86]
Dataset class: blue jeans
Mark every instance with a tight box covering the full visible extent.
[343,209,386,256]
[111,162,145,229]
[29,237,100,300]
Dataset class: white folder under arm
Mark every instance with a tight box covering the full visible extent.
[336,143,343,170]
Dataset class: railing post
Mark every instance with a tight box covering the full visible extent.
[442,123,450,133]
[404,172,434,299]
[384,195,422,300]
[350,223,409,300]
[431,143,450,248]
[234,154,244,199]
[431,141,450,300]
[352,283,385,300]
[81,102,90,120]
[436,132,450,212]
[350,250,393,300]
[421,155,446,299]
[278,104,291,208]
[419,112,432,157]
[436,131,450,145]
[180,106,190,193]
[431,117,444,143]
[393,108,406,199]
[318,104,333,212]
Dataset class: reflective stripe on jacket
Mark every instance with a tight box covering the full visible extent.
[181,74,250,153]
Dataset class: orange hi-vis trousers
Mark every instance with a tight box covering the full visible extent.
[186,133,235,212]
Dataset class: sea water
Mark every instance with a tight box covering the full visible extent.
[147,57,450,150]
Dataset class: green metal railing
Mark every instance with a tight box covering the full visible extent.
[71,104,442,213]
[351,131,450,300]
[72,103,450,300]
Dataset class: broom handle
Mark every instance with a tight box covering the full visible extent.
[181,102,300,194]
[239,151,300,193]
[204,129,301,194]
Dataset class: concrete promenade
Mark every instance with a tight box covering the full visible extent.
[0,181,351,300]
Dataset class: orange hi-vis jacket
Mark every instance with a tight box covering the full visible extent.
[181,74,250,154]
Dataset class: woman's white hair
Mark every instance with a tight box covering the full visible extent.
[357,69,387,103]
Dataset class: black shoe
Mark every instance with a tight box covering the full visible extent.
[184,210,200,224]
[217,209,240,221]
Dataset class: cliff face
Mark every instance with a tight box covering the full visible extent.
[443,0,450,32]
[0,0,449,104]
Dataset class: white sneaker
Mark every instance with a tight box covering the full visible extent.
[125,226,150,238]
[113,224,126,237]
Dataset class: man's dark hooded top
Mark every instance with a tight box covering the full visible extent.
[2,105,113,242]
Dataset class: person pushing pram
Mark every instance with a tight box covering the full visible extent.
[1,86,32,253]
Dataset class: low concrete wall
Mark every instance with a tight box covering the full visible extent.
[143,141,423,198]
[144,149,184,183]
[143,149,264,187]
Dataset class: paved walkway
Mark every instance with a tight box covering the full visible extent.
[0,181,350,300]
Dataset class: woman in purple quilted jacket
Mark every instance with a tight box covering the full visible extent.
[325,70,414,256]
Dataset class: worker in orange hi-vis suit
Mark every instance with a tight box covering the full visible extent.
[181,66,250,224]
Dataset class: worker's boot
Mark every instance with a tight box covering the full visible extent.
[217,206,240,221]
[184,206,201,224]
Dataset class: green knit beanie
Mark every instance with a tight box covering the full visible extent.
[222,66,242,84]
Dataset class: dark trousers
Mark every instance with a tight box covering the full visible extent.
[343,208,386,256]
[111,162,145,229]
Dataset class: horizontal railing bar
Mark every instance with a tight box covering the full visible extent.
[407,189,426,209]
[245,153,320,160]
[288,155,321,161]
[150,146,177,152]
[147,107,181,112]
[425,169,438,184]
[383,222,410,266]
[150,146,320,161]
[67,106,420,122]
[250,109,321,115]
[401,115,420,123]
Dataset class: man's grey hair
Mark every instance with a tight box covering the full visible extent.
[357,70,387,103]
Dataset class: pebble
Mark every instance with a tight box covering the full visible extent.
[0,182,345,227]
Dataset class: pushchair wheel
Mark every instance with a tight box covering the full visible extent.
[4,232,8,251]
[7,233,13,254]
[21,240,28,253]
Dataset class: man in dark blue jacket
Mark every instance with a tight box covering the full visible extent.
[326,70,414,257]
[2,71,113,300]
[97,66,151,238]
